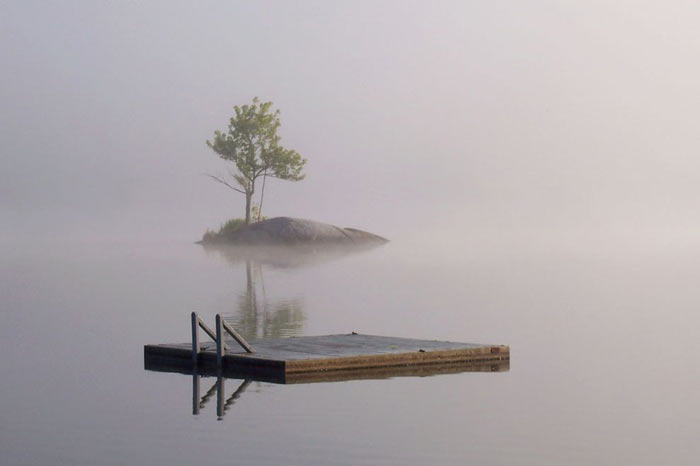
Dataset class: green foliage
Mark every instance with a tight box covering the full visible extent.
[201,218,245,242]
[201,229,218,243]
[218,218,247,236]
[250,204,267,223]
[201,209,267,243]
[206,97,307,223]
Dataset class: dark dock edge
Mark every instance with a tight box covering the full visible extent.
[144,340,510,384]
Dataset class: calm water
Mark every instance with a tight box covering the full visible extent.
[1,237,698,465]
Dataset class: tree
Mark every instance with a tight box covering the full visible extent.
[206,97,307,224]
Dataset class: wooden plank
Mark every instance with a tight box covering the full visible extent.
[285,360,510,384]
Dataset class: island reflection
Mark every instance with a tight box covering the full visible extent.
[201,243,386,340]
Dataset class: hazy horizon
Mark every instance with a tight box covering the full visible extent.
[3,1,700,247]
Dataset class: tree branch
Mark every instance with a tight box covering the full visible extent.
[203,174,246,194]
[262,173,295,181]
[254,166,269,178]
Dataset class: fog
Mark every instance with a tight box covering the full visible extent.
[4,4,700,464]
[2,1,700,249]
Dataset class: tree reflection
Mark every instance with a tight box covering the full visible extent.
[224,260,305,340]
[201,243,385,340]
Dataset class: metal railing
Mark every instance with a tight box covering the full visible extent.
[191,312,254,368]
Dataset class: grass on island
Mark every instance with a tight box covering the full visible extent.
[201,208,268,243]
[201,218,247,243]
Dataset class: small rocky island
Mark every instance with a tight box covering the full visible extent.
[198,217,388,246]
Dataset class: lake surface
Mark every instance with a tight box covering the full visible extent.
[1,236,698,465]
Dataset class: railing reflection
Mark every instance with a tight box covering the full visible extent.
[192,371,252,420]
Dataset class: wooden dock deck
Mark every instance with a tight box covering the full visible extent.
[144,333,510,384]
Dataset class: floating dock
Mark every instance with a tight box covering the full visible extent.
[144,314,510,384]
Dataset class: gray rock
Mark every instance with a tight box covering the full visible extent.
[217,217,387,245]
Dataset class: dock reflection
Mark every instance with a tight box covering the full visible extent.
[158,362,509,419]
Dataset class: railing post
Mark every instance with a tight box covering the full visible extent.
[216,374,225,421]
[216,314,224,369]
[191,312,200,365]
[192,372,200,415]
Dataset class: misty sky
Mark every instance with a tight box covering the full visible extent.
[2,1,699,243]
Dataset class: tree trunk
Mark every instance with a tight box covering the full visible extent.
[244,191,252,224]
[258,170,267,221]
